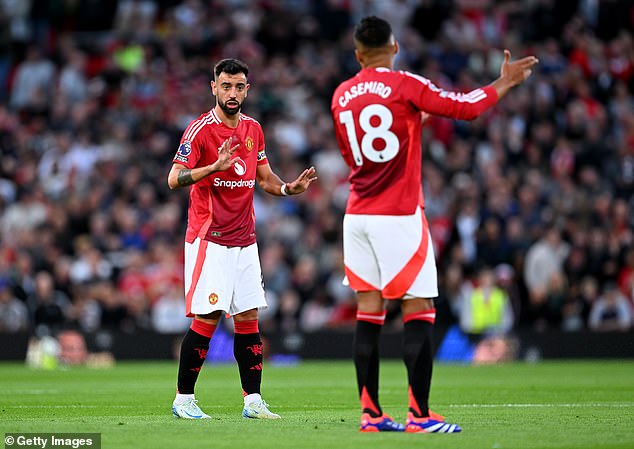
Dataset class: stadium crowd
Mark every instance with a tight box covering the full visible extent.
[0,0,633,342]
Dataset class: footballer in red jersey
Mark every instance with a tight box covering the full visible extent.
[332,67,498,216]
[167,58,316,421]
[330,16,538,433]
[173,108,266,247]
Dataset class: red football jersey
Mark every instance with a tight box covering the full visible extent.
[331,67,498,215]
[173,109,269,247]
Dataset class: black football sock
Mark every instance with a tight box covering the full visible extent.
[177,320,215,395]
[403,310,436,418]
[354,311,385,417]
[233,320,262,395]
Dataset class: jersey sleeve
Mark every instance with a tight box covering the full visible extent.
[402,71,499,121]
[255,123,268,166]
[173,123,202,169]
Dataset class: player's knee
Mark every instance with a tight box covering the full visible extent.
[401,298,435,315]
[357,291,384,312]
[234,308,258,322]
[196,311,222,322]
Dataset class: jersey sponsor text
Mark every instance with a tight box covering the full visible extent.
[213,178,256,189]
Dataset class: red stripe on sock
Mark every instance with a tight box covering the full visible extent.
[408,386,426,417]
[403,309,436,324]
[360,386,381,416]
[356,310,386,325]
[190,319,216,338]
[234,319,259,334]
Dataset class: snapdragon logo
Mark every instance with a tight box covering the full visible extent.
[233,157,247,175]
[214,178,256,189]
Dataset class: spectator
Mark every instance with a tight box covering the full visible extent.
[57,330,88,365]
[1,187,47,241]
[0,278,29,332]
[588,282,632,332]
[92,281,128,330]
[617,248,634,302]
[477,216,510,267]
[494,263,522,327]
[530,270,569,329]
[459,266,514,337]
[9,44,55,111]
[523,226,570,310]
[439,262,470,324]
[152,284,190,334]
[58,49,89,104]
[29,271,71,334]
[562,275,597,331]
[275,289,301,335]
[300,291,333,332]
[69,239,113,284]
[66,283,102,333]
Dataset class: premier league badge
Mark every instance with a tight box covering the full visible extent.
[178,140,192,156]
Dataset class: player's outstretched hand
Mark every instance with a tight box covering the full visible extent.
[213,137,240,172]
[286,166,317,195]
[491,49,539,99]
[500,49,539,87]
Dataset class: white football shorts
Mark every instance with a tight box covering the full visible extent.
[184,238,267,317]
[343,206,438,300]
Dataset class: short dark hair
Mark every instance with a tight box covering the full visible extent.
[214,58,249,79]
[354,16,393,48]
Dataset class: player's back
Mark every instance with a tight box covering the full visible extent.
[331,68,425,216]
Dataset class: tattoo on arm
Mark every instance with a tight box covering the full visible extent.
[177,169,195,186]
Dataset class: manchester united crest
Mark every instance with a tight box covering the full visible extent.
[209,293,219,305]
[245,136,254,151]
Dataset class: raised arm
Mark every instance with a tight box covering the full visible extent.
[256,164,317,196]
[413,49,538,121]
[167,138,239,189]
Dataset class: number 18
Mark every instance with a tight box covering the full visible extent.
[339,104,400,166]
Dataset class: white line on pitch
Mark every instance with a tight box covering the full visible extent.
[7,405,134,408]
[7,404,228,409]
[9,390,61,394]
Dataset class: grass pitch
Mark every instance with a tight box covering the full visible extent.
[1,359,633,449]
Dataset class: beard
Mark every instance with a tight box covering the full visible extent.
[218,98,242,116]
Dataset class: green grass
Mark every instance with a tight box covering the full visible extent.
[1,360,633,449]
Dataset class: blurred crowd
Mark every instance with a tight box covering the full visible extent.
[0,0,633,342]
